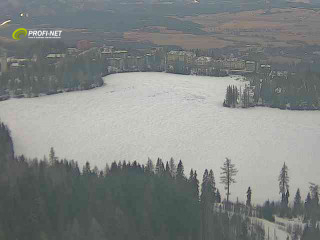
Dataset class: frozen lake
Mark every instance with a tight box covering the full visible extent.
[0,72,319,203]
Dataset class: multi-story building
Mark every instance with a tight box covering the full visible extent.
[107,58,125,72]
[245,61,256,72]
[230,59,245,70]
[7,57,30,70]
[167,50,196,66]
[212,59,224,69]
[222,58,246,70]
[125,56,145,71]
[191,56,214,75]
[145,53,155,67]
[270,70,288,78]
[259,64,271,75]
[67,48,80,56]
[113,50,128,59]
[167,50,196,73]
[126,56,138,70]
[46,54,66,64]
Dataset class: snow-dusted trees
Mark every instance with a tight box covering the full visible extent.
[307,183,320,224]
[242,84,251,108]
[279,162,290,203]
[293,188,303,217]
[279,162,289,195]
[223,85,239,108]
[220,158,238,206]
[309,183,319,208]
[223,84,255,108]
[279,162,290,216]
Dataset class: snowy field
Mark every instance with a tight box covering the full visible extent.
[251,217,292,240]
[0,72,319,204]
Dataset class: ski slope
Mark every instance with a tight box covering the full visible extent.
[0,72,319,203]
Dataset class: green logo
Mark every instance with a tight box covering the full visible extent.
[12,28,28,40]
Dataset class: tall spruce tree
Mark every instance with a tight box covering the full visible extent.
[305,193,312,220]
[146,157,154,174]
[49,147,57,165]
[279,162,289,203]
[155,158,165,176]
[165,161,170,177]
[169,157,176,178]
[177,160,185,180]
[200,169,216,240]
[189,169,200,200]
[246,187,252,207]
[309,182,319,206]
[220,158,238,206]
[216,189,221,203]
[208,170,216,202]
[293,188,302,217]
[308,182,319,224]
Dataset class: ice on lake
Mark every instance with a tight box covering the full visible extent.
[0,72,319,203]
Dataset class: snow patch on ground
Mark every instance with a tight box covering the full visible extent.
[251,217,291,240]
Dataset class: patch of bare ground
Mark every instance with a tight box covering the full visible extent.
[124,29,233,49]
[176,8,320,48]
[268,55,301,64]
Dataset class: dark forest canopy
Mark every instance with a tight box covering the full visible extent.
[0,121,319,240]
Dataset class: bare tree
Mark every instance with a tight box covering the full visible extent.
[220,157,238,206]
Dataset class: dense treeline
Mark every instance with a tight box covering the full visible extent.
[0,122,14,165]
[0,121,319,240]
[255,163,320,240]
[0,41,104,98]
[223,84,253,108]
[0,122,267,240]
[223,85,239,108]
[249,71,320,110]
[224,71,320,110]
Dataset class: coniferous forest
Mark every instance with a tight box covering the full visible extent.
[0,41,104,99]
[223,72,320,110]
[0,121,319,240]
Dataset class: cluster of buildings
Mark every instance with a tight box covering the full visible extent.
[101,46,165,73]
[1,40,286,81]
[167,50,261,75]
[100,48,270,76]
[0,43,286,80]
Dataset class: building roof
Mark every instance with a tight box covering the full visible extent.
[46,54,66,58]
[114,50,128,54]
[7,57,30,62]
[10,63,20,67]
[196,56,212,62]
[108,58,123,60]
[101,50,112,54]
[168,50,195,57]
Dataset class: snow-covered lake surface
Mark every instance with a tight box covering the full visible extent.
[0,72,319,204]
